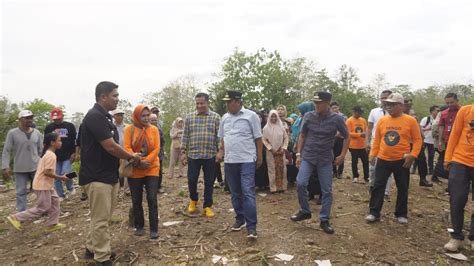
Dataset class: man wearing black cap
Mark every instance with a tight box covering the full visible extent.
[217,90,263,239]
[290,92,349,234]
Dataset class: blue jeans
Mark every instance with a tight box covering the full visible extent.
[187,157,216,208]
[14,171,35,211]
[54,160,74,198]
[225,163,257,230]
[296,160,333,221]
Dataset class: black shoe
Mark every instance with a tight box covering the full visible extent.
[247,228,258,239]
[320,221,335,234]
[80,192,88,201]
[84,248,94,260]
[95,260,112,266]
[231,220,246,231]
[290,211,312,222]
[85,249,116,261]
[150,231,159,239]
[432,176,441,183]
[134,228,145,236]
[419,179,433,187]
[364,178,369,183]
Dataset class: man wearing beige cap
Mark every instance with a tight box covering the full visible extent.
[111,109,129,190]
[2,110,43,211]
[366,93,422,224]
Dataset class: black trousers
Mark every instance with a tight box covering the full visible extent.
[333,137,345,176]
[369,159,410,218]
[215,162,223,183]
[157,159,163,189]
[448,162,474,240]
[255,149,269,188]
[421,143,435,173]
[417,146,428,180]
[128,176,159,233]
[349,148,369,180]
[434,150,449,179]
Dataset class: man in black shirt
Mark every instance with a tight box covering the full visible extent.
[45,108,77,200]
[79,81,139,266]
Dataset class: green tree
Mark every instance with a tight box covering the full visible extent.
[209,48,301,114]
[117,99,133,124]
[368,73,391,99]
[286,57,320,104]
[70,112,85,130]
[335,64,360,93]
[0,96,20,155]
[441,84,473,105]
[391,84,414,100]
[143,76,199,154]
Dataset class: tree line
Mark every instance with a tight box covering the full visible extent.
[1,48,472,165]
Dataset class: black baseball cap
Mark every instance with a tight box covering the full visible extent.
[313,91,332,102]
[222,90,242,101]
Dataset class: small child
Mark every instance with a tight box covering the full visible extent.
[7,132,69,231]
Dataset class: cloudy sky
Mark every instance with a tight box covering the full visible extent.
[1,0,472,115]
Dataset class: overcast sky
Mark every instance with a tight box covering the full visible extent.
[1,0,472,115]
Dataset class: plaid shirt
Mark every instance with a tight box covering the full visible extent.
[181,111,221,159]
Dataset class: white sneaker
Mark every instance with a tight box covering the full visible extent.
[397,217,408,224]
[366,214,379,223]
[444,238,463,252]
[352,178,359,183]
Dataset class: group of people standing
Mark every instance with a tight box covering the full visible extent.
[2,80,473,265]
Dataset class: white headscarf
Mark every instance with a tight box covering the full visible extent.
[263,110,286,150]
[170,117,184,138]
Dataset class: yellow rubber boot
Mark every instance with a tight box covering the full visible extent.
[202,207,215,218]
[187,200,198,214]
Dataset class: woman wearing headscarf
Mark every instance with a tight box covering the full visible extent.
[123,105,160,239]
[276,104,289,134]
[168,117,185,178]
[263,110,289,192]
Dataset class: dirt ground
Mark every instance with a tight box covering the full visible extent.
[0,158,472,265]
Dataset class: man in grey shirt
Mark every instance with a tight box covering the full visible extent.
[217,90,263,239]
[290,92,349,234]
[2,110,43,211]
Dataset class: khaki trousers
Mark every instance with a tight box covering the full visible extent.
[84,182,119,262]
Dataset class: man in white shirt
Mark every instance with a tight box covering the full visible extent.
[420,105,440,180]
[366,90,393,199]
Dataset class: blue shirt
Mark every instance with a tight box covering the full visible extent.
[218,107,262,163]
[301,110,349,164]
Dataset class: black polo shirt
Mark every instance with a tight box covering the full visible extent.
[79,103,120,185]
